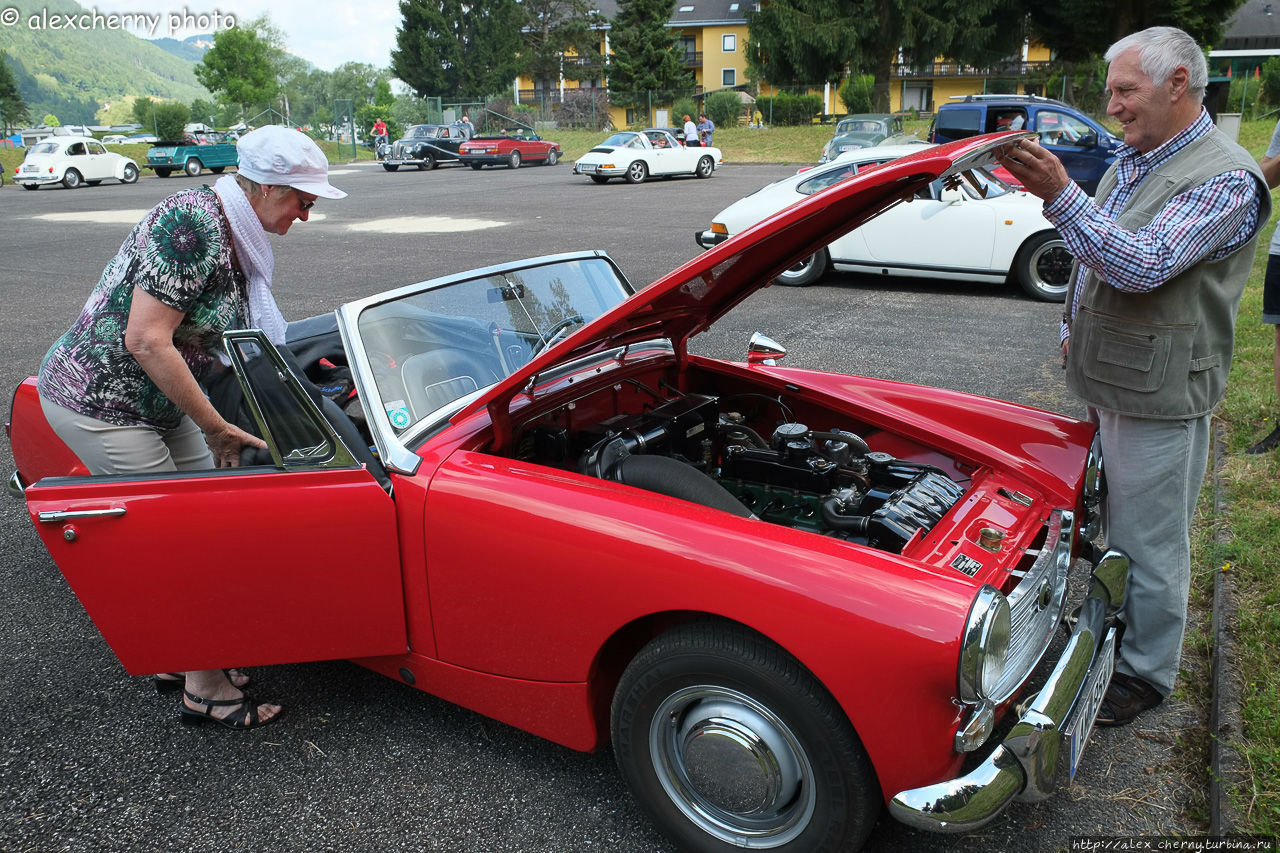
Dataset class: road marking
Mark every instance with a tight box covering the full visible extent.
[347,216,507,234]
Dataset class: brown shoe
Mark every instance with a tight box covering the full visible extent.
[1246,425,1280,455]
[1095,672,1163,726]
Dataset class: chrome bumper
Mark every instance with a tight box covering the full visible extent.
[8,470,25,498]
[695,230,728,250]
[889,548,1129,832]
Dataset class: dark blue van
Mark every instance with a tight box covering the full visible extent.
[928,95,1121,195]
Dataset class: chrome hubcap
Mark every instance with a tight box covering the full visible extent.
[650,686,814,846]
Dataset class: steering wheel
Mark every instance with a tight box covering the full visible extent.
[530,314,586,356]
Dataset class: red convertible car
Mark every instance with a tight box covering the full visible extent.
[7,134,1125,853]
[458,131,563,170]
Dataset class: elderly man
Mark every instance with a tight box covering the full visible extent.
[998,26,1269,727]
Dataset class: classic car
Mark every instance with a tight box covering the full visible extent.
[819,113,905,162]
[458,131,563,169]
[696,143,1074,301]
[144,137,239,178]
[13,136,140,190]
[379,123,469,171]
[572,128,722,184]
[8,134,1124,853]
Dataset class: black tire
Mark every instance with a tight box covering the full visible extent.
[1013,231,1072,302]
[612,622,880,853]
[184,158,203,177]
[210,166,225,174]
[423,152,437,170]
[774,249,829,287]
[62,169,83,189]
[155,167,172,178]
[590,175,609,184]
[382,164,400,172]
[545,149,559,166]
[508,150,522,169]
[625,160,648,184]
[470,162,484,171]
[121,163,139,184]
[695,155,714,178]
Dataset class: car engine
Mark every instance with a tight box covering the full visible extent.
[527,393,967,554]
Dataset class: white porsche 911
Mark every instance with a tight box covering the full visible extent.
[696,142,1073,301]
[573,128,722,184]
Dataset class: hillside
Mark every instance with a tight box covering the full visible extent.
[0,0,211,124]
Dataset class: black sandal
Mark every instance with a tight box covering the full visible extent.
[154,668,251,694]
[180,689,282,730]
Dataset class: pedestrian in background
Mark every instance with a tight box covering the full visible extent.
[1245,117,1280,454]
[997,26,1269,727]
[698,113,715,147]
[682,114,700,147]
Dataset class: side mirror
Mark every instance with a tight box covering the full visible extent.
[1078,132,1098,148]
[939,184,965,203]
[747,332,786,366]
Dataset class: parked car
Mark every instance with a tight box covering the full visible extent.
[100,134,129,146]
[379,124,469,171]
[696,142,1073,301]
[458,131,563,169]
[8,135,1124,853]
[13,136,140,190]
[144,137,238,178]
[573,128,721,184]
[928,95,1121,195]
[819,113,904,162]
[124,133,159,144]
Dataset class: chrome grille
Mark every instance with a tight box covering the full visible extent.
[989,509,1073,702]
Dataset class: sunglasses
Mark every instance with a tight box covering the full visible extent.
[285,186,316,211]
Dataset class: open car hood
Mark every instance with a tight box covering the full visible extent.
[462,132,1029,425]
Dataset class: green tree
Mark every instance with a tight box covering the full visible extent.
[838,74,875,113]
[190,98,219,127]
[1261,57,1280,107]
[747,0,1024,112]
[194,18,279,116]
[43,114,60,127]
[154,101,191,141]
[704,89,744,128]
[521,0,607,93]
[132,96,155,128]
[608,0,696,109]
[1019,0,1243,66]
[0,53,30,133]
[391,0,524,98]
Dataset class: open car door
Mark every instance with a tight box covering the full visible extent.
[21,331,406,675]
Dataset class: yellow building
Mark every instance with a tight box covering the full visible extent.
[889,42,1055,113]
[513,0,749,129]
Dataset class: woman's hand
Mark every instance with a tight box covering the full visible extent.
[205,421,267,468]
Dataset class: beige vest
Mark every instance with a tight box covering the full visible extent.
[1065,128,1269,419]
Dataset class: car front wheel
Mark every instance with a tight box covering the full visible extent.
[695,155,714,178]
[774,248,829,287]
[62,169,83,189]
[613,622,880,853]
[184,158,203,177]
[121,164,139,184]
[1013,232,1072,302]
[545,149,559,166]
[625,160,648,184]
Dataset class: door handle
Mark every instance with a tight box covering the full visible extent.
[37,508,127,522]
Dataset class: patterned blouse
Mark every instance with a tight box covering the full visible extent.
[38,186,248,430]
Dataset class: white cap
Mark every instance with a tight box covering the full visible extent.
[236,125,346,199]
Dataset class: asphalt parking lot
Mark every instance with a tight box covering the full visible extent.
[0,162,1202,852]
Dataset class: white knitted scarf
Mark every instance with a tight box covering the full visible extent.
[214,174,287,345]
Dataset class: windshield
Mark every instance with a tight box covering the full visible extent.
[355,257,632,434]
[601,132,641,149]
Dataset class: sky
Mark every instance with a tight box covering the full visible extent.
[84,0,403,71]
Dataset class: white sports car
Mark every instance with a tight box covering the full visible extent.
[696,143,1073,301]
[14,136,140,190]
[573,128,722,184]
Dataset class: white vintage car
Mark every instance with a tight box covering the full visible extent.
[573,128,722,184]
[696,142,1073,301]
[14,136,140,190]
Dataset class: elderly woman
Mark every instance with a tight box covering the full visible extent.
[36,126,346,730]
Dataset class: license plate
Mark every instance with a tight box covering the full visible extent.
[1065,627,1116,779]
[579,164,596,173]
[22,165,37,172]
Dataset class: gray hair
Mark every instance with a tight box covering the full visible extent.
[234,172,264,196]
[1105,26,1208,103]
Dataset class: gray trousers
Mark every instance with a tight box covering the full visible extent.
[1092,407,1211,697]
[41,396,214,475]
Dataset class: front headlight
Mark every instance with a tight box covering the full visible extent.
[957,585,1011,704]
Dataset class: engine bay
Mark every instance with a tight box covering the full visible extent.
[519,390,969,555]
